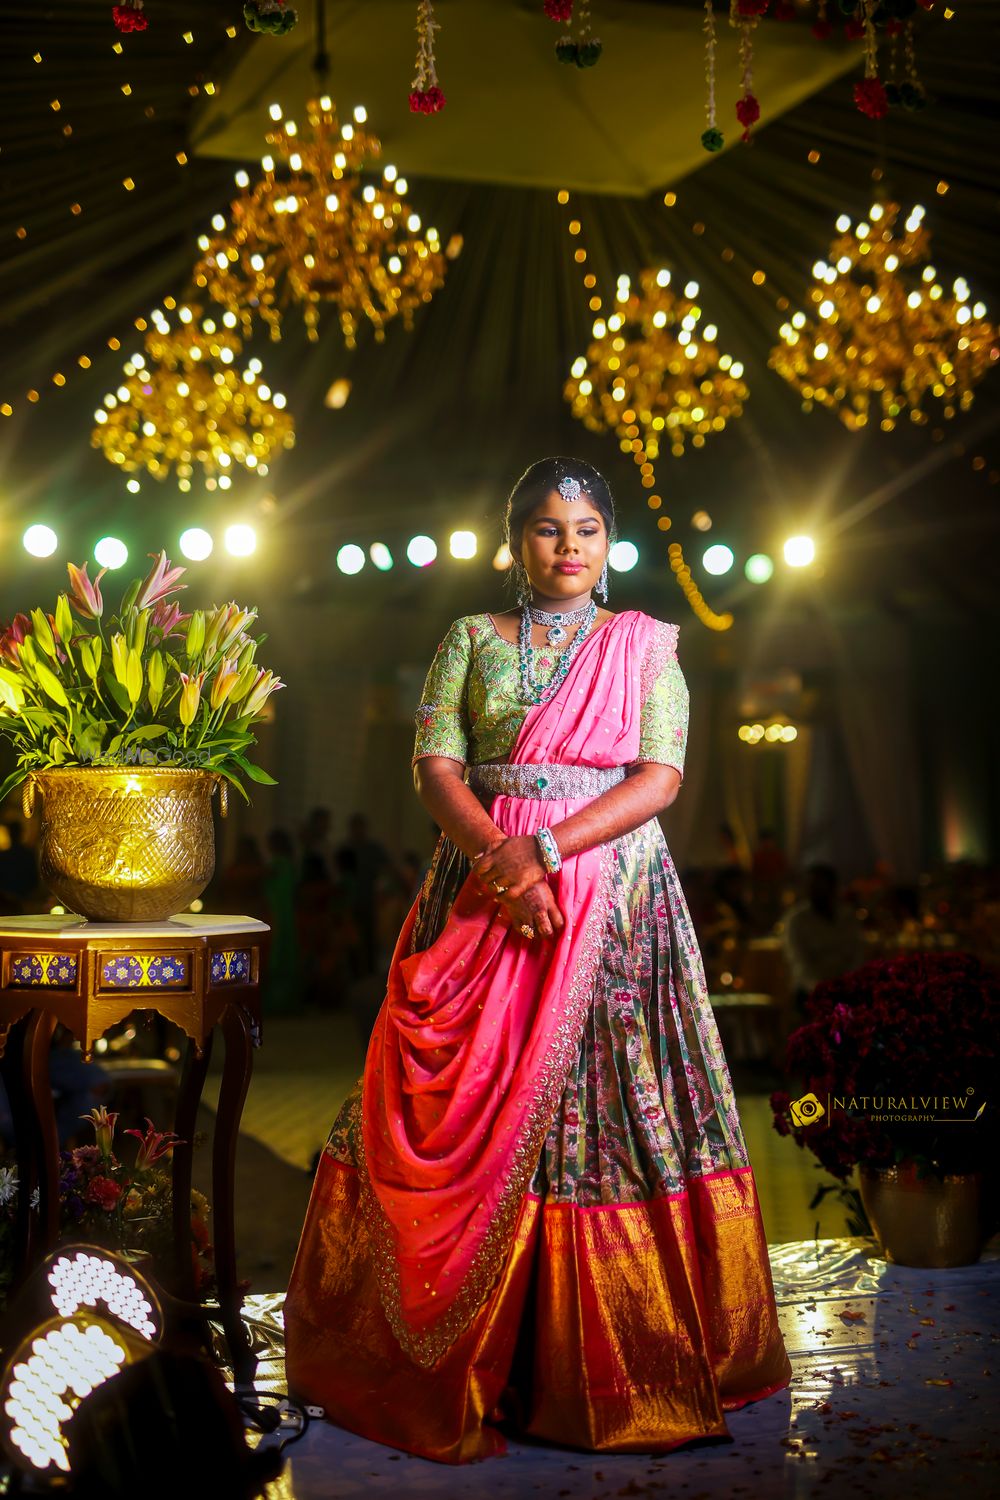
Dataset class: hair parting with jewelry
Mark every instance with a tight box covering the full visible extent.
[504,456,616,604]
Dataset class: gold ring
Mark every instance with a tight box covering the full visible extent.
[520,924,535,939]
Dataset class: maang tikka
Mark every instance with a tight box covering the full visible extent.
[557,475,610,600]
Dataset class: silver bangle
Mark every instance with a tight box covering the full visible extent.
[535,826,563,875]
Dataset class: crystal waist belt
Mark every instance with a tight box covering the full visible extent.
[468,762,626,800]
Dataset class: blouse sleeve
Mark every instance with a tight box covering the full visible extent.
[638,639,689,779]
[411,618,473,767]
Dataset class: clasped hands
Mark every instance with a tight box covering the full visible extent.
[471,835,565,941]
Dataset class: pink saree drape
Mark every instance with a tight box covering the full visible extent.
[360,610,672,1366]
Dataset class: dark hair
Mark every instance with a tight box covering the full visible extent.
[504,457,616,551]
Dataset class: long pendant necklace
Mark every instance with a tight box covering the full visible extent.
[518,600,597,706]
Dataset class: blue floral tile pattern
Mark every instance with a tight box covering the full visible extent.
[210,949,252,985]
[100,953,190,988]
[9,953,78,988]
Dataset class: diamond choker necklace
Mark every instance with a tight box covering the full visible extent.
[525,601,593,646]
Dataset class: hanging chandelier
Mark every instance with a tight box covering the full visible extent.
[192,95,452,347]
[565,267,749,461]
[770,201,998,432]
[92,303,295,490]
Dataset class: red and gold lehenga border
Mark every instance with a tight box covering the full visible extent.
[284,1155,791,1464]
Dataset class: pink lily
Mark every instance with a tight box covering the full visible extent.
[81,1105,119,1160]
[0,613,31,665]
[66,561,108,620]
[149,599,191,639]
[178,669,205,728]
[125,1117,183,1168]
[136,550,187,609]
[242,669,285,719]
[209,656,241,711]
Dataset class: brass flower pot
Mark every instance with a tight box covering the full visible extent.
[24,767,227,923]
[859,1160,985,1268]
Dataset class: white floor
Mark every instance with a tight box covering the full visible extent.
[235,1238,1000,1499]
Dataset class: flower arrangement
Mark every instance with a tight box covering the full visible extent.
[0,551,283,806]
[1,1108,214,1303]
[771,952,1000,1182]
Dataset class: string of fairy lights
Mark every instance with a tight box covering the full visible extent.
[1,10,997,636]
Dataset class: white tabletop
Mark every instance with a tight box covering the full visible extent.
[0,913,270,939]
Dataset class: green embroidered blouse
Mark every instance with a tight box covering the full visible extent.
[411,613,688,776]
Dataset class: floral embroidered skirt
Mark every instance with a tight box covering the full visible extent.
[284,818,791,1463]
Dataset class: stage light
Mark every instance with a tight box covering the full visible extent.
[783,535,815,567]
[781,725,798,742]
[224,523,256,558]
[702,543,734,576]
[608,540,638,572]
[178,527,213,561]
[94,537,128,570]
[745,552,774,584]
[449,530,477,560]
[691,510,712,531]
[324,377,351,409]
[764,724,783,742]
[370,542,393,571]
[407,535,437,567]
[23,524,58,557]
[337,544,365,575]
[738,725,752,741]
[492,543,514,571]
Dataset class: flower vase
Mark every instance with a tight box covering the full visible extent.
[858,1160,985,1268]
[24,767,227,923]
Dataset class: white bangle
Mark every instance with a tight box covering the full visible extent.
[535,826,563,874]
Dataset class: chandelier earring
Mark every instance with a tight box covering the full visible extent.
[597,555,609,601]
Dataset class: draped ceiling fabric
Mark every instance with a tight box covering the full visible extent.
[0,1,997,861]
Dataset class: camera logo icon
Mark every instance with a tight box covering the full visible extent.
[788,1092,826,1127]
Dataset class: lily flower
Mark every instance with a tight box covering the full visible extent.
[147,649,166,713]
[30,608,57,659]
[229,659,259,704]
[66,561,107,620]
[125,1117,183,1169]
[0,667,25,714]
[125,648,143,706]
[186,610,206,659]
[242,669,285,720]
[81,1105,119,1160]
[150,599,189,639]
[131,608,150,657]
[0,614,30,665]
[218,606,257,658]
[110,632,129,686]
[210,656,241,711]
[136,550,186,609]
[54,594,74,647]
[79,638,102,682]
[178,669,205,728]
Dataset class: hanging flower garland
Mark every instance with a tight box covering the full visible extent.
[731,0,765,143]
[244,0,298,36]
[853,0,888,119]
[701,2,725,151]
[410,0,446,113]
[554,0,603,68]
[885,18,927,110]
[811,0,929,118]
[112,1,148,32]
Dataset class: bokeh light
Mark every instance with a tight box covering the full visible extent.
[702,543,735,576]
[370,542,394,571]
[745,553,774,584]
[449,530,477,560]
[407,535,437,567]
[178,527,213,561]
[608,540,639,572]
[94,536,129,570]
[23,524,58,558]
[337,544,365,575]
[224,523,257,558]
[783,535,816,567]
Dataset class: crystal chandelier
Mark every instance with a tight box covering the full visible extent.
[193,96,452,347]
[564,267,746,632]
[770,201,999,432]
[565,268,748,462]
[92,303,295,490]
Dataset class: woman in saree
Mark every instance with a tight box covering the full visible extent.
[284,457,791,1463]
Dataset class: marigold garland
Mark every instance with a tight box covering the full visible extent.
[410,0,446,113]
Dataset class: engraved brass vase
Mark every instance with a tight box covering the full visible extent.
[24,768,227,923]
[859,1160,984,1268]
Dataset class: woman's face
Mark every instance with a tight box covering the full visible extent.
[518,492,609,602]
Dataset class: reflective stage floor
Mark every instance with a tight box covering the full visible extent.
[235,1236,999,1499]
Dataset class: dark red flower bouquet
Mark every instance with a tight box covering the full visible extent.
[771,952,999,1182]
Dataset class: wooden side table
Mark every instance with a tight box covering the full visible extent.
[0,912,269,1386]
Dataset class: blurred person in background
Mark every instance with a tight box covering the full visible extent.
[783,863,865,1014]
